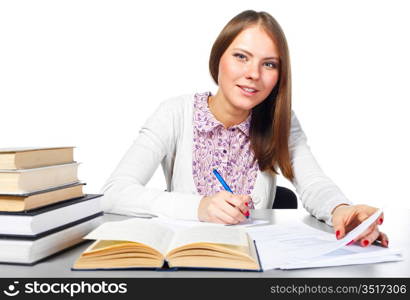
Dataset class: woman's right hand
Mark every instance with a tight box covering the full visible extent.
[197,191,250,224]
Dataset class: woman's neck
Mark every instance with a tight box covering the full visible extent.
[208,90,250,128]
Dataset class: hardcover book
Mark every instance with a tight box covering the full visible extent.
[0,182,85,212]
[0,147,74,170]
[0,162,80,194]
[72,218,262,272]
[0,194,103,237]
[0,213,103,265]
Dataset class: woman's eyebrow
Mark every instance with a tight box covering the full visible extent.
[232,47,279,61]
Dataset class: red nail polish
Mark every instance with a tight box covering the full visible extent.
[363,240,369,247]
[245,211,249,217]
[378,218,383,225]
[245,202,248,207]
[335,230,340,238]
[346,240,354,246]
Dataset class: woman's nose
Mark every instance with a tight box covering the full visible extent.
[244,62,260,80]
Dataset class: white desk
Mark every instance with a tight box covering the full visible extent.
[0,208,408,277]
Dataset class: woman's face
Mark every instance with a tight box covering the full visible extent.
[218,25,280,112]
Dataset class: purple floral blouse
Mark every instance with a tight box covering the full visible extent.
[192,91,259,198]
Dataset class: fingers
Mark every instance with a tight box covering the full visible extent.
[351,223,378,243]
[212,209,240,224]
[332,206,365,239]
[350,211,384,243]
[333,218,346,240]
[377,213,384,225]
[199,192,252,224]
[333,205,385,242]
[204,201,242,224]
[219,200,247,224]
[356,229,389,248]
[206,192,247,224]
[332,211,347,239]
[357,227,380,247]
[376,231,389,248]
[226,194,250,215]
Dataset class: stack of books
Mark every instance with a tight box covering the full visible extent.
[0,147,103,265]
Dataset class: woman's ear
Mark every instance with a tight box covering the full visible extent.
[216,62,221,84]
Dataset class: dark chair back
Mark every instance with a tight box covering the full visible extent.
[272,186,298,209]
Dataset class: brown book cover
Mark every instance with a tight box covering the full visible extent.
[0,162,79,194]
[0,147,74,170]
[0,182,85,212]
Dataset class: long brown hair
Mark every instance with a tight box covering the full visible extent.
[209,10,294,180]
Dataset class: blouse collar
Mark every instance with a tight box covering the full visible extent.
[193,91,251,137]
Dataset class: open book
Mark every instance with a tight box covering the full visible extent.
[72,218,262,271]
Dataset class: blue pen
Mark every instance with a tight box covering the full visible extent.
[212,169,250,219]
[212,169,233,193]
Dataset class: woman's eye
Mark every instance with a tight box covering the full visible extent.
[264,62,278,69]
[233,53,247,61]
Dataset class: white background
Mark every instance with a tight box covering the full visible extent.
[1,0,409,209]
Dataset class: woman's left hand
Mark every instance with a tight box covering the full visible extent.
[332,204,389,247]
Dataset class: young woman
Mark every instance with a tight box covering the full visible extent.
[101,10,388,248]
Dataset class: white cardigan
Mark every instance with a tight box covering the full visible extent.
[100,93,352,226]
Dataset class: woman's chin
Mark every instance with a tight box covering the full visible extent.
[232,102,257,112]
[233,97,265,110]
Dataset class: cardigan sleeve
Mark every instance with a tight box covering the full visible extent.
[99,97,203,220]
[289,110,353,226]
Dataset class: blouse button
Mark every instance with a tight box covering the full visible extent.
[223,150,227,154]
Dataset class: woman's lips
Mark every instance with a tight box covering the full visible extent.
[237,85,258,96]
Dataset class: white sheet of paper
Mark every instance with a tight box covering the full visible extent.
[282,244,403,269]
[246,209,402,270]
[154,215,268,231]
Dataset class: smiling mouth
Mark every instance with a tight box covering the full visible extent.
[237,85,259,95]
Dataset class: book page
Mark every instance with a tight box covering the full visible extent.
[83,218,175,255]
[167,225,249,254]
[248,209,383,257]
[246,222,335,270]
[246,209,392,270]
[282,244,403,269]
